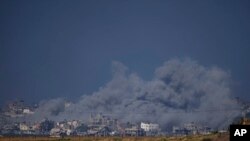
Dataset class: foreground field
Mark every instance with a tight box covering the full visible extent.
[0,133,229,141]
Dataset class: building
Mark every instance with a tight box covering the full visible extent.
[173,122,212,135]
[23,108,34,114]
[140,122,160,136]
[140,122,159,132]
[125,126,145,136]
[19,123,29,131]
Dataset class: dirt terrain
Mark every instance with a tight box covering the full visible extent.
[0,133,229,141]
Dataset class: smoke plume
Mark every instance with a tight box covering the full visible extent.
[30,58,240,130]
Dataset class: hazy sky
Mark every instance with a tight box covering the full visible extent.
[1,0,250,105]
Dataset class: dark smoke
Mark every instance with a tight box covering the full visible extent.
[29,58,241,130]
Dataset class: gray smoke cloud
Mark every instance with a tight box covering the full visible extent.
[29,58,240,130]
[31,98,66,119]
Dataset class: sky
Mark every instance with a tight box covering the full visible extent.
[0,0,250,106]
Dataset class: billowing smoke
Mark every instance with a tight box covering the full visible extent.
[29,58,240,130]
[30,98,66,120]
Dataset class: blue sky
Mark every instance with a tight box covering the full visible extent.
[1,0,250,105]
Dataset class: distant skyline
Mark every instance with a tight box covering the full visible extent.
[1,0,250,105]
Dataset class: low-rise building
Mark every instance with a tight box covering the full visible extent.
[140,122,159,132]
[19,123,29,131]
[140,122,160,136]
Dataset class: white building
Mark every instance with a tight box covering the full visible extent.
[19,123,29,131]
[23,108,34,114]
[140,122,159,132]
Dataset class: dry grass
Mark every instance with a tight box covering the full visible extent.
[0,133,229,141]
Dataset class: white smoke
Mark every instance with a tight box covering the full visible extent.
[30,58,240,130]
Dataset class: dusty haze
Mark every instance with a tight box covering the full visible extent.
[27,58,240,131]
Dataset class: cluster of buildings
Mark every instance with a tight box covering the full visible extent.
[0,100,216,137]
[172,122,212,135]
[0,113,161,137]
[1,100,36,117]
